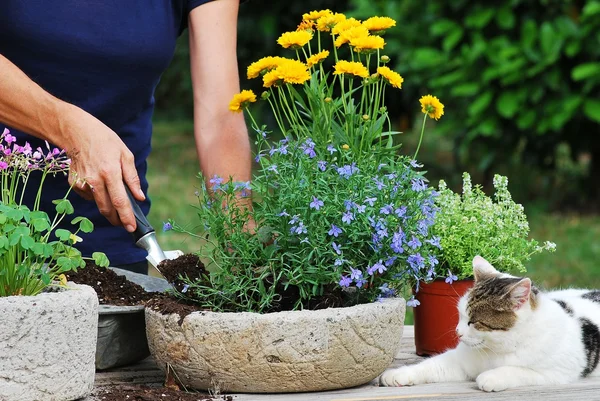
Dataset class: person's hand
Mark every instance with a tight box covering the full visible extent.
[59,104,145,232]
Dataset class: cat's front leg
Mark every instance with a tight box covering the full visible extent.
[476,366,558,392]
[379,349,469,387]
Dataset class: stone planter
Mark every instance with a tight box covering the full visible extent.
[0,283,98,401]
[146,298,405,393]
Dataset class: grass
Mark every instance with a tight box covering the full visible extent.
[147,118,600,321]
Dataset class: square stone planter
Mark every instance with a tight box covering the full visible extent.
[146,297,406,393]
[0,283,98,401]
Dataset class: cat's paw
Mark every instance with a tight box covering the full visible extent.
[378,366,419,387]
[476,371,510,392]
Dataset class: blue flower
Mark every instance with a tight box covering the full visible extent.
[409,159,423,168]
[289,215,300,225]
[355,204,366,213]
[384,256,397,267]
[268,164,278,173]
[209,175,224,186]
[407,253,425,271]
[254,127,268,138]
[407,296,421,307]
[417,220,429,236]
[429,255,439,268]
[445,270,458,285]
[300,237,310,244]
[355,278,367,288]
[373,177,386,190]
[255,151,265,162]
[339,275,352,288]
[377,163,387,171]
[421,204,435,220]
[181,284,190,293]
[317,160,327,171]
[425,236,442,249]
[350,268,363,280]
[365,197,377,206]
[379,283,396,297]
[291,221,307,235]
[367,260,386,275]
[327,144,337,154]
[411,178,427,192]
[395,206,407,218]
[278,210,290,217]
[310,196,324,210]
[385,173,397,180]
[337,163,359,179]
[342,211,355,224]
[234,181,251,191]
[328,224,343,237]
[344,200,354,211]
[162,222,172,232]
[407,236,422,250]
[300,138,316,158]
[332,242,342,255]
[379,204,393,215]
[269,146,278,156]
[334,258,344,266]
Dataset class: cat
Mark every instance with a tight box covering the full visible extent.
[379,255,600,392]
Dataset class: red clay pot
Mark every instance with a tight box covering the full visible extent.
[413,279,474,356]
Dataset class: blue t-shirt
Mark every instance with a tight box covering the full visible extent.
[0,0,213,265]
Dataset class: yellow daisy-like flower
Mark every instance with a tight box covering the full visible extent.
[297,20,314,32]
[362,16,397,33]
[333,60,369,79]
[229,90,257,113]
[349,35,385,53]
[316,12,346,32]
[302,9,332,22]
[420,95,445,120]
[306,50,330,68]
[331,17,362,35]
[334,25,369,48]
[247,56,287,79]
[263,59,310,88]
[377,66,404,89]
[277,30,313,49]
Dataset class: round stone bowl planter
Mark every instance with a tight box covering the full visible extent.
[146,298,405,393]
[0,283,98,401]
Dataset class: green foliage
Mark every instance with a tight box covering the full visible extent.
[432,172,556,280]
[0,134,109,297]
[348,0,600,200]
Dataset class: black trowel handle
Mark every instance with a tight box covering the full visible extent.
[124,185,154,242]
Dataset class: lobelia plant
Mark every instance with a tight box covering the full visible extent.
[431,172,556,283]
[167,9,446,312]
[0,129,109,297]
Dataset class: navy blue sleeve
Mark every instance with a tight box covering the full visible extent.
[187,0,214,12]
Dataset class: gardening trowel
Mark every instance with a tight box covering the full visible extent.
[124,186,183,275]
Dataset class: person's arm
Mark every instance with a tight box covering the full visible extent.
[0,55,143,232]
[188,0,252,198]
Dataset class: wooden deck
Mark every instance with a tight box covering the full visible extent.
[90,326,600,401]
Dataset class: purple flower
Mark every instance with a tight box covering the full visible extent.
[373,177,386,190]
[334,258,344,266]
[410,159,423,168]
[350,268,362,280]
[209,175,224,186]
[255,152,265,162]
[344,200,354,211]
[300,138,316,158]
[339,275,352,287]
[328,224,342,237]
[365,197,377,206]
[391,230,405,253]
[367,260,386,275]
[355,278,367,288]
[407,236,422,250]
[278,143,289,155]
[278,210,290,217]
[421,204,435,219]
[411,178,427,192]
[429,256,439,268]
[445,270,458,285]
[332,242,342,255]
[384,256,397,267]
[379,204,393,215]
[181,284,190,293]
[234,181,251,191]
[4,133,16,144]
[395,206,407,218]
[407,253,425,271]
[327,144,337,154]
[417,220,429,236]
[425,236,442,249]
[310,196,324,210]
[0,161,9,170]
[317,160,327,171]
[268,164,278,173]
[342,211,355,224]
[355,204,366,213]
[337,163,359,179]
[377,163,387,171]
[379,283,396,297]
[407,296,421,307]
[162,222,172,232]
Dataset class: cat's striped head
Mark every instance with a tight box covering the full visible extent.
[455,256,537,349]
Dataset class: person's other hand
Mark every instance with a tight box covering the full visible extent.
[60,104,145,232]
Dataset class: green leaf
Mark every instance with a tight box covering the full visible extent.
[465,7,495,29]
[56,256,75,272]
[496,91,520,118]
[583,99,600,123]
[21,235,35,250]
[71,216,94,233]
[468,91,493,116]
[0,214,6,224]
[0,235,8,249]
[8,232,21,246]
[53,199,74,215]
[539,22,561,60]
[571,63,600,82]
[517,110,536,129]
[496,7,515,30]
[32,218,50,232]
[521,19,537,50]
[582,1,600,19]
[451,83,480,97]
[92,252,110,267]
[5,208,24,221]
[430,19,458,36]
[55,228,72,242]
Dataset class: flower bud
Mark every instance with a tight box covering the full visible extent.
[261,91,270,100]
[342,144,350,150]
[380,55,390,63]
[362,114,370,121]
[324,97,333,103]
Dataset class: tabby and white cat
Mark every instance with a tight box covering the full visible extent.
[379,256,600,392]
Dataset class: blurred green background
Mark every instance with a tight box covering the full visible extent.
[148,0,600,297]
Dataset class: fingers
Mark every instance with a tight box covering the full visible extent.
[104,176,136,233]
[121,151,145,202]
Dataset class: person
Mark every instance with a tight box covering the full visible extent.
[0,0,251,274]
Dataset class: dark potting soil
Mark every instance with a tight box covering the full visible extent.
[66,260,153,306]
[93,384,232,401]
[157,253,208,292]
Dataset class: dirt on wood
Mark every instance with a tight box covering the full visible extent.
[93,384,232,401]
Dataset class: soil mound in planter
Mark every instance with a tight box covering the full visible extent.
[93,384,232,401]
[157,253,207,293]
[66,261,153,306]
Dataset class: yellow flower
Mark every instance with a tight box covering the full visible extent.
[377,66,404,89]
[334,25,369,48]
[316,13,346,32]
[247,56,287,79]
[341,144,350,150]
[297,20,314,32]
[420,95,445,120]
[229,90,257,112]
[58,274,68,287]
[362,16,397,33]
[349,35,385,53]
[331,17,362,35]
[303,9,332,21]
[69,233,83,244]
[263,59,310,88]
[333,60,369,79]
[306,50,329,68]
[277,30,313,49]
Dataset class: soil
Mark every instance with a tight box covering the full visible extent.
[66,260,153,306]
[93,384,232,401]
[157,253,208,292]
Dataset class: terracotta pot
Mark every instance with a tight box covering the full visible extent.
[413,279,474,356]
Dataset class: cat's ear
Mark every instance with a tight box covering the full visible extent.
[472,256,498,282]
[507,278,532,310]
